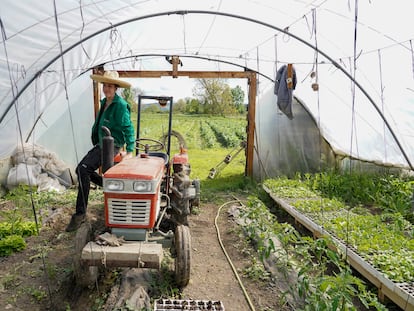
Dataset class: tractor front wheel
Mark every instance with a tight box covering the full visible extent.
[73,222,99,287]
[174,225,191,287]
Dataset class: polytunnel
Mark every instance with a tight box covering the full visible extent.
[1,2,414,310]
[1,0,414,185]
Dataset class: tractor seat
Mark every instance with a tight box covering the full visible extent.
[148,152,169,165]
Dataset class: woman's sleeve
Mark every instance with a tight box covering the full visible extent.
[122,105,135,152]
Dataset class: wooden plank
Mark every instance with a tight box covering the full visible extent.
[118,70,255,79]
[81,241,163,269]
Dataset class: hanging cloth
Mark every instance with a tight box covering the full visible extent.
[274,64,297,119]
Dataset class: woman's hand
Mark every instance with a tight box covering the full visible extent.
[122,152,133,160]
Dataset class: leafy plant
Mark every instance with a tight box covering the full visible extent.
[264,173,414,283]
[242,257,270,282]
[237,196,386,310]
[0,220,37,238]
[0,235,26,256]
[26,285,48,302]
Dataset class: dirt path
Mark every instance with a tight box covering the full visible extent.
[0,193,288,311]
[182,200,287,311]
[182,202,252,310]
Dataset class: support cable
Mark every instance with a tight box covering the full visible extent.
[274,35,282,176]
[344,0,360,260]
[181,14,187,54]
[196,0,222,55]
[311,9,326,233]
[377,49,387,163]
[410,40,414,80]
[78,0,90,60]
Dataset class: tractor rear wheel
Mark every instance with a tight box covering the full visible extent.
[73,222,99,287]
[174,225,191,287]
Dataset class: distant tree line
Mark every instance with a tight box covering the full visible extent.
[122,78,246,115]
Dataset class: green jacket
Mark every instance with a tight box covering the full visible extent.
[91,93,135,152]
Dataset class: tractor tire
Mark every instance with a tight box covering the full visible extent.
[174,225,191,287]
[73,222,99,287]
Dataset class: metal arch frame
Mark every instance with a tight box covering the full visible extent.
[1,9,412,170]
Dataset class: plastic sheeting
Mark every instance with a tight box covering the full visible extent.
[0,0,413,177]
[254,87,337,179]
[6,143,73,192]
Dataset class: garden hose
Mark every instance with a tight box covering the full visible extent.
[214,199,256,311]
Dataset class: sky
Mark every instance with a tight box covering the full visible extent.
[125,76,249,103]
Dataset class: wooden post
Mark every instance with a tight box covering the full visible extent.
[92,67,102,117]
[172,56,180,78]
[246,72,257,177]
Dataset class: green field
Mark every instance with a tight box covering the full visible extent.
[134,112,248,182]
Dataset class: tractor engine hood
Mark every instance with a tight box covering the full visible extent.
[103,155,165,181]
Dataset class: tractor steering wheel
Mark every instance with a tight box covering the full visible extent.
[136,138,165,153]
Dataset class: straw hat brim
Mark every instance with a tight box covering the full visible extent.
[90,74,131,88]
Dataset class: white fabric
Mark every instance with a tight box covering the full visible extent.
[6,143,71,191]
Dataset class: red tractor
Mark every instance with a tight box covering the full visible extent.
[74,95,200,288]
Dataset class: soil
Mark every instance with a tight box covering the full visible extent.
[0,191,291,311]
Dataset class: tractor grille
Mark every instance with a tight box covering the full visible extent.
[107,198,151,226]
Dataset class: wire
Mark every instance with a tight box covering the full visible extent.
[410,40,414,80]
[196,0,223,55]
[377,49,387,163]
[311,8,326,234]
[181,14,187,54]
[214,199,256,311]
[78,0,90,60]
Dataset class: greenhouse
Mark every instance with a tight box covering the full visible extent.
[0,1,413,310]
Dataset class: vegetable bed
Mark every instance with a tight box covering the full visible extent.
[262,171,414,309]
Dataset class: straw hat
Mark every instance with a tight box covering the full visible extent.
[90,71,131,88]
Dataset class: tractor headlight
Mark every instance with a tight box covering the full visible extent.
[133,181,152,192]
[105,180,124,191]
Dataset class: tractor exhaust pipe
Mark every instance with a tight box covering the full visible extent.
[102,126,114,173]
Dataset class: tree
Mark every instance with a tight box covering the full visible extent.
[185,98,202,114]
[231,85,246,113]
[173,98,188,113]
[192,78,238,115]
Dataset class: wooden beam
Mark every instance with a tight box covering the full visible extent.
[81,241,163,269]
[118,70,254,79]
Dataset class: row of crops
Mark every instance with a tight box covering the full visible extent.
[239,196,388,310]
[263,171,414,284]
[137,113,247,150]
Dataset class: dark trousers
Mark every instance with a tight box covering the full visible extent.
[75,145,119,215]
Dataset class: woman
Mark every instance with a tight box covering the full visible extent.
[66,71,135,232]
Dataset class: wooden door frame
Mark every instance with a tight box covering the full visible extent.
[92,67,257,176]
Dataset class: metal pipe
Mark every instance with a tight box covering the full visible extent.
[101,126,114,173]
